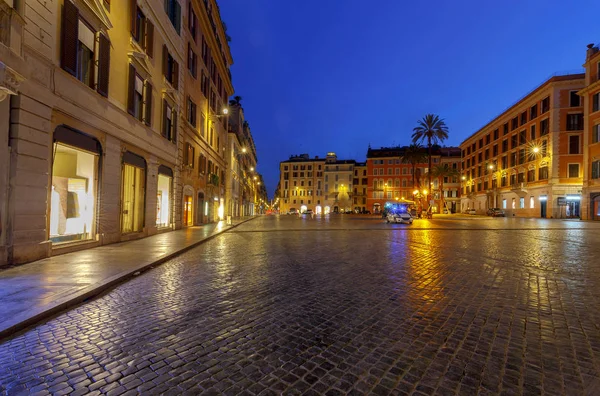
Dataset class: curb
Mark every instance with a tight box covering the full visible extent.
[0,217,257,342]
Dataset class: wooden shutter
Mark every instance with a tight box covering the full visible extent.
[191,146,195,168]
[188,2,192,32]
[183,143,189,165]
[61,0,79,76]
[97,33,110,97]
[161,100,168,138]
[162,44,168,78]
[172,110,177,142]
[127,64,135,115]
[143,81,152,126]
[173,60,179,89]
[129,0,137,36]
[145,20,154,58]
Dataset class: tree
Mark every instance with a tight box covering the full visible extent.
[230,96,243,106]
[430,164,459,212]
[401,144,428,190]
[411,114,449,206]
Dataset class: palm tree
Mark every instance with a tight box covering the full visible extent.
[430,164,459,212]
[411,114,449,203]
[401,144,428,190]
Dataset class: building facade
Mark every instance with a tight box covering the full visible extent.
[352,162,368,213]
[279,154,325,214]
[323,153,354,214]
[0,0,257,266]
[180,0,233,226]
[580,44,600,220]
[460,74,585,218]
[226,103,258,218]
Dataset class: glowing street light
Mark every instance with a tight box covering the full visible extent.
[532,146,540,154]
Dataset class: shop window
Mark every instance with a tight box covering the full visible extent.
[121,158,146,234]
[502,199,507,209]
[530,196,535,209]
[61,1,110,96]
[50,143,98,243]
[156,168,172,228]
[183,195,193,226]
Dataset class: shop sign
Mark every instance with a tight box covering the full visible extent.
[557,197,567,206]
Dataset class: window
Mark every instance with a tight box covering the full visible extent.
[183,142,195,168]
[530,125,536,140]
[568,135,580,154]
[570,91,581,107]
[566,114,583,131]
[163,45,179,88]
[527,169,535,182]
[485,134,490,145]
[539,166,548,180]
[188,3,197,41]
[201,72,208,97]
[130,3,154,57]
[503,123,509,135]
[127,64,152,126]
[502,199,507,209]
[568,164,579,178]
[511,117,518,130]
[186,97,197,127]
[593,125,600,144]
[501,156,508,169]
[511,134,518,149]
[493,129,499,140]
[592,161,600,179]
[162,100,177,142]
[541,97,550,113]
[530,104,537,119]
[519,198,525,209]
[518,149,525,165]
[512,198,516,209]
[519,130,526,145]
[492,145,498,157]
[502,139,508,153]
[594,93,600,112]
[187,43,197,78]
[530,196,535,209]
[164,0,181,34]
[61,1,111,96]
[520,112,527,126]
[540,119,549,136]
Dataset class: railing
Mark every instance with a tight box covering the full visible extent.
[511,182,527,189]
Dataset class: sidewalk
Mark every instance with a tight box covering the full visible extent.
[0,217,255,340]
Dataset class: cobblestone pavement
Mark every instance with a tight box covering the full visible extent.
[2,216,600,395]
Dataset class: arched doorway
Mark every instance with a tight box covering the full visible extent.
[300,205,307,213]
[373,203,381,214]
[315,205,322,214]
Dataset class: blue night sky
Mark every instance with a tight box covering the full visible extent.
[220,0,599,197]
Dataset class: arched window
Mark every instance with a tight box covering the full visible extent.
[402,179,407,187]
[394,179,400,187]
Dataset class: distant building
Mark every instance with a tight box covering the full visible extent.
[352,163,368,213]
[278,154,325,214]
[460,73,585,217]
[323,153,355,213]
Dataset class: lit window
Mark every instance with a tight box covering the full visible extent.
[530,196,535,209]
[519,198,525,209]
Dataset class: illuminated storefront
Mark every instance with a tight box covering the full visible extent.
[121,152,146,234]
[156,165,173,228]
[50,127,100,244]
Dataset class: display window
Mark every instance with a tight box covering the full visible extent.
[50,143,98,243]
[157,174,172,227]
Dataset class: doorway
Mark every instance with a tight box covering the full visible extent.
[540,200,547,218]
[183,195,193,226]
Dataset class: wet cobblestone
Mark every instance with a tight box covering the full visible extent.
[1,216,600,395]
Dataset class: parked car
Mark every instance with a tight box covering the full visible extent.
[287,208,298,215]
[466,209,477,215]
[301,209,314,217]
[491,208,506,217]
[386,211,414,225]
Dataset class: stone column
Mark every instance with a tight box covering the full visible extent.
[99,135,122,245]
[145,156,158,235]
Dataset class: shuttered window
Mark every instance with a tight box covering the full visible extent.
[164,0,181,34]
[61,1,110,96]
[162,100,177,142]
[97,33,110,97]
[130,0,154,58]
[127,64,152,125]
[61,0,79,76]
[162,45,179,89]
[144,81,152,126]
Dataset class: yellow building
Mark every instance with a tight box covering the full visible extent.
[323,153,355,214]
[352,162,368,213]
[279,154,325,214]
[460,73,585,218]
[0,0,188,264]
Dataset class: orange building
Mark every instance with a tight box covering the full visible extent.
[366,146,461,214]
[460,73,585,218]
[580,44,600,220]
